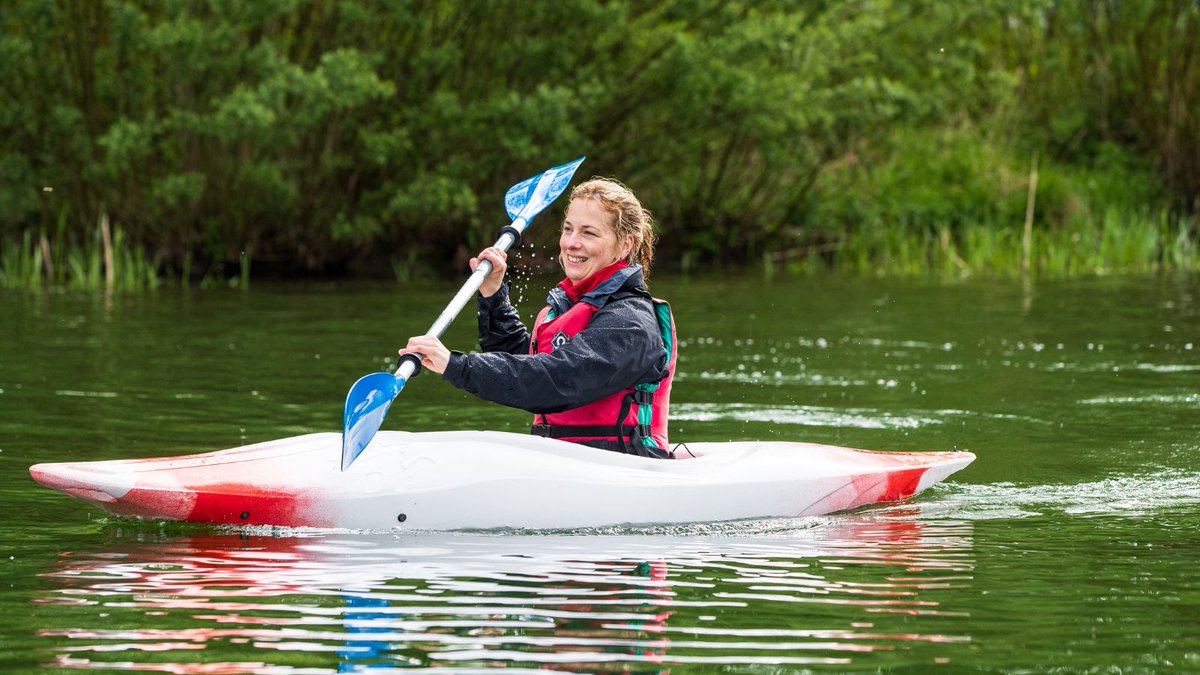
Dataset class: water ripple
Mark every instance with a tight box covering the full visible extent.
[673,402,1036,430]
[935,469,1200,520]
[1079,393,1200,406]
[33,523,976,671]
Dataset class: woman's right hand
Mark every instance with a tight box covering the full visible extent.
[471,247,508,298]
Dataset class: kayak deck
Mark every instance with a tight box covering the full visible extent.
[30,431,974,530]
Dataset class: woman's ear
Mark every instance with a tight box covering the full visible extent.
[621,235,635,261]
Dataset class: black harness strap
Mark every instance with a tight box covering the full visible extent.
[613,389,654,455]
[530,424,631,439]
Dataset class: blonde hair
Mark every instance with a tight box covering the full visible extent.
[567,177,657,280]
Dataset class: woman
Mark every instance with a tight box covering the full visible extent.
[400,178,676,458]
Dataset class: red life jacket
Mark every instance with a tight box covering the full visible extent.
[530,280,677,458]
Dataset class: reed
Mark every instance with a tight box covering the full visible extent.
[0,231,44,289]
[232,249,252,289]
[782,209,1198,279]
[0,218,160,291]
[391,250,421,283]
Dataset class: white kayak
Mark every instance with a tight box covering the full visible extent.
[29,431,974,530]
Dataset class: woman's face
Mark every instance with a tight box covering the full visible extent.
[559,199,632,283]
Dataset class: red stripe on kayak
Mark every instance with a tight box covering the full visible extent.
[187,487,314,527]
[882,468,927,502]
[92,486,195,521]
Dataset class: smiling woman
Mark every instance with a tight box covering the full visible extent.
[401,178,677,458]
[560,179,658,282]
[560,198,632,282]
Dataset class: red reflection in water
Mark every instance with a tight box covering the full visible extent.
[34,515,974,671]
[49,654,287,674]
[36,534,683,672]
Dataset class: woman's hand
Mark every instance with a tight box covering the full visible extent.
[470,247,508,298]
[399,335,451,375]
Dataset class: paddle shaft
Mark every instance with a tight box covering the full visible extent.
[396,217,529,381]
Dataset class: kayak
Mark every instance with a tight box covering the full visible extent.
[29,431,974,530]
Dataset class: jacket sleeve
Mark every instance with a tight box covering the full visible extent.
[476,283,532,355]
[443,296,668,415]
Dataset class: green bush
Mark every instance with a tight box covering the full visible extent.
[0,0,1194,286]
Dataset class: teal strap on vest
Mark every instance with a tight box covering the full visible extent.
[633,299,673,449]
[653,300,674,368]
[634,382,660,449]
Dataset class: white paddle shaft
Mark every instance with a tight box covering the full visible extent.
[422,216,528,343]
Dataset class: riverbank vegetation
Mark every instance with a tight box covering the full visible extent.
[1,0,1197,289]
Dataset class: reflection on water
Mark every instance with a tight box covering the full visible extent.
[34,512,974,672]
[672,401,1038,431]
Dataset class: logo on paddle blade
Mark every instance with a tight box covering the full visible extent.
[551,331,571,350]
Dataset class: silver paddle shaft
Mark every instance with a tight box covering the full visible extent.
[395,216,530,382]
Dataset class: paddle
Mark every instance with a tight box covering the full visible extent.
[340,157,586,471]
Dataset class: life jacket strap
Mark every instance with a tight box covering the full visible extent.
[530,417,667,459]
[531,423,641,439]
[614,389,652,454]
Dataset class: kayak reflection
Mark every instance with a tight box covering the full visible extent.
[34,515,975,671]
[337,557,675,672]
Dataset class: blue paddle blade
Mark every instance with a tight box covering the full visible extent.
[504,157,586,221]
[341,372,407,471]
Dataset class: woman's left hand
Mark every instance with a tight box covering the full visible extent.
[399,336,451,375]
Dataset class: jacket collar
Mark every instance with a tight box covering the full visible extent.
[547,264,645,316]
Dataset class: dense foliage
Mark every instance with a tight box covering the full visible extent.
[1,0,1196,286]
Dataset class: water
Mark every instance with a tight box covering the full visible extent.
[1,273,1198,672]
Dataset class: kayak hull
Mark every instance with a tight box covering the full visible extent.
[29,431,974,530]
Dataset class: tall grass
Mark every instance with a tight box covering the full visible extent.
[753,214,1198,279]
[785,125,1199,278]
[391,250,421,283]
[790,210,1198,279]
[0,218,160,291]
[0,231,46,289]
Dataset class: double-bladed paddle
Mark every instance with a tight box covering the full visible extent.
[340,157,586,471]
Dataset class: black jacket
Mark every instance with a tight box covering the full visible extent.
[442,267,668,415]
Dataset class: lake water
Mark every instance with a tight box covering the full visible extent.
[1,272,1197,672]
